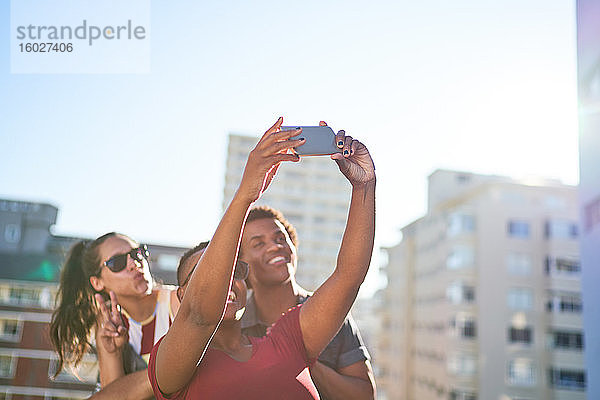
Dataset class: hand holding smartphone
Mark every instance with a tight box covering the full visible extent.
[281,126,342,156]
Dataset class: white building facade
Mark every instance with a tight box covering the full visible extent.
[378,170,585,400]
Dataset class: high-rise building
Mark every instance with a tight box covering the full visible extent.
[378,170,585,400]
[0,198,187,399]
[222,133,351,290]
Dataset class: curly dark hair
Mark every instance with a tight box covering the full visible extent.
[177,241,210,285]
[245,205,298,249]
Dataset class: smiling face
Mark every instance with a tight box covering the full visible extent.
[240,218,298,289]
[90,234,153,297]
[177,249,247,322]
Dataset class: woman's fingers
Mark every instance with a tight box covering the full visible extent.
[109,291,119,315]
[260,116,284,140]
[260,127,302,149]
[271,137,305,154]
[94,292,124,338]
[95,294,110,322]
[272,153,302,164]
[350,139,358,156]
[335,130,345,149]
[109,291,123,326]
[343,135,354,157]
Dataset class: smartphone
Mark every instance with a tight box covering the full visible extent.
[281,126,342,156]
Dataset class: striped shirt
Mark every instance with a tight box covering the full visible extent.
[122,287,175,364]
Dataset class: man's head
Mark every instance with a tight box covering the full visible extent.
[240,206,299,289]
[176,241,247,321]
[177,241,210,290]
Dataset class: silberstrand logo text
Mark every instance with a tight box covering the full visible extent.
[16,20,147,46]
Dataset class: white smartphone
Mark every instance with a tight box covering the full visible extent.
[281,126,342,156]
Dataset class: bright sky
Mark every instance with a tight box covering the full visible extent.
[0,1,579,294]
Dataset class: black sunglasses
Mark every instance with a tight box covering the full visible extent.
[103,245,149,273]
[180,259,249,288]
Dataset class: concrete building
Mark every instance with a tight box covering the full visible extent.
[378,170,585,400]
[0,198,187,399]
[222,133,351,290]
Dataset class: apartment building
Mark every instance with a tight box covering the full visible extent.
[378,170,585,400]
[0,198,187,399]
[222,133,351,290]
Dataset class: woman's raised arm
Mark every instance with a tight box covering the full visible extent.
[153,118,304,395]
[300,129,376,360]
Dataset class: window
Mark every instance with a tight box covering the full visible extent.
[463,320,476,338]
[448,390,477,400]
[9,287,40,306]
[549,368,586,390]
[446,246,474,270]
[456,174,471,183]
[507,359,536,386]
[0,319,23,342]
[447,213,475,237]
[546,292,582,314]
[463,286,475,302]
[545,220,578,239]
[0,286,54,309]
[544,195,566,210]
[508,327,532,344]
[551,331,583,351]
[555,258,580,274]
[0,355,15,378]
[450,314,477,339]
[507,253,532,276]
[4,224,21,243]
[508,221,530,238]
[545,257,580,276]
[447,353,477,376]
[446,282,475,304]
[156,254,179,271]
[507,288,533,310]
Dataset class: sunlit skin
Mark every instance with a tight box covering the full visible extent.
[146,117,375,398]
[178,249,247,323]
[241,218,298,291]
[239,217,377,400]
[87,118,376,399]
[91,235,154,298]
[90,234,180,388]
[235,121,376,399]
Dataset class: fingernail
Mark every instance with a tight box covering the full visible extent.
[344,150,349,155]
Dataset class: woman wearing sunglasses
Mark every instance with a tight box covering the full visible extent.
[49,231,179,387]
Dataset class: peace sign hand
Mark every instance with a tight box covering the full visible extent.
[95,291,128,354]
